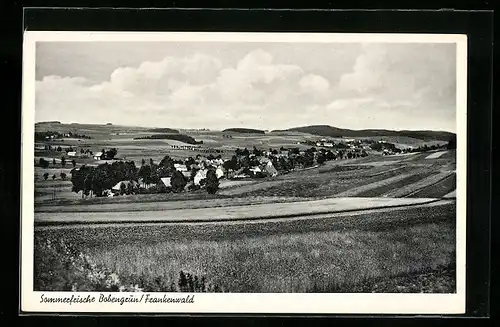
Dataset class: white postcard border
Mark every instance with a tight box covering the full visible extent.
[21,31,467,314]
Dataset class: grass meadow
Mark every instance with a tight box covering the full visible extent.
[70,221,456,293]
[35,203,456,293]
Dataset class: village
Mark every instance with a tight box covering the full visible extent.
[35,133,379,199]
[34,128,451,202]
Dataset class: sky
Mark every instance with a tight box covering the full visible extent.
[35,41,457,132]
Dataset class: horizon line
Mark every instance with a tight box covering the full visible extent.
[34,120,456,134]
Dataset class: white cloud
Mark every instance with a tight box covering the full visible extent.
[35,43,456,131]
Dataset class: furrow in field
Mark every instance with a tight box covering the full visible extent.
[358,170,437,197]
[406,174,457,198]
[382,171,454,198]
[334,171,418,197]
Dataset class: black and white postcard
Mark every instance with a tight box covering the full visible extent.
[21,31,467,314]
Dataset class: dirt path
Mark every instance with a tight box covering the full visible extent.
[35,196,318,213]
[34,197,447,226]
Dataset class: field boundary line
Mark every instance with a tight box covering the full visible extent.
[34,198,448,227]
[402,173,455,198]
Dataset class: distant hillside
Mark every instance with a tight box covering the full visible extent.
[222,128,265,134]
[147,128,180,134]
[36,121,61,125]
[134,134,202,145]
[273,125,455,141]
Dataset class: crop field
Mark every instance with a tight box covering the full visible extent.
[32,123,457,293]
[35,203,455,293]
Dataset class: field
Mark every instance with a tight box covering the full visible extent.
[33,122,457,293]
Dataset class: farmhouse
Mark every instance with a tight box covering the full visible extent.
[264,161,278,177]
[194,169,208,185]
[250,166,262,173]
[174,163,188,172]
[160,177,171,188]
[323,143,334,148]
[215,166,225,179]
[111,180,139,195]
[67,151,77,157]
[93,152,103,160]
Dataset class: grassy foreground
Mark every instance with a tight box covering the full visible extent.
[35,219,456,293]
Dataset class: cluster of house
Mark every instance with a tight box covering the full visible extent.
[169,144,228,153]
[105,153,281,196]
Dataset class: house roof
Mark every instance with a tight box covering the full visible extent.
[160,177,171,187]
[94,152,103,157]
[264,162,278,174]
[112,180,139,190]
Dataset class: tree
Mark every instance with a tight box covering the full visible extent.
[60,172,67,180]
[171,170,186,193]
[43,173,49,180]
[190,167,199,182]
[90,164,114,197]
[72,159,76,167]
[106,148,118,160]
[317,152,326,165]
[138,165,152,187]
[52,158,56,166]
[120,182,126,195]
[126,182,136,195]
[52,174,56,180]
[141,158,146,166]
[253,146,263,156]
[39,158,49,168]
[70,165,92,197]
[61,156,66,167]
[206,169,219,194]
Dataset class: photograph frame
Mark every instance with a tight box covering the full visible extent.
[12,9,491,320]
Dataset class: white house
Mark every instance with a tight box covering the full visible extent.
[111,180,139,194]
[250,166,262,174]
[194,169,208,185]
[323,143,334,148]
[160,177,172,188]
[67,151,77,157]
[215,167,225,179]
[174,163,188,172]
[93,152,103,160]
[264,161,278,177]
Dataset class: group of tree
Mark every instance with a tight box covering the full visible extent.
[70,160,138,197]
[228,146,368,175]
[133,134,203,145]
[35,131,92,141]
[41,172,66,181]
[100,148,118,160]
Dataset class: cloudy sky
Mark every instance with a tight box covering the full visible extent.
[35,41,456,132]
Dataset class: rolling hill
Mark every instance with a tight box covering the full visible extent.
[222,128,265,134]
[146,128,180,134]
[272,125,455,141]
